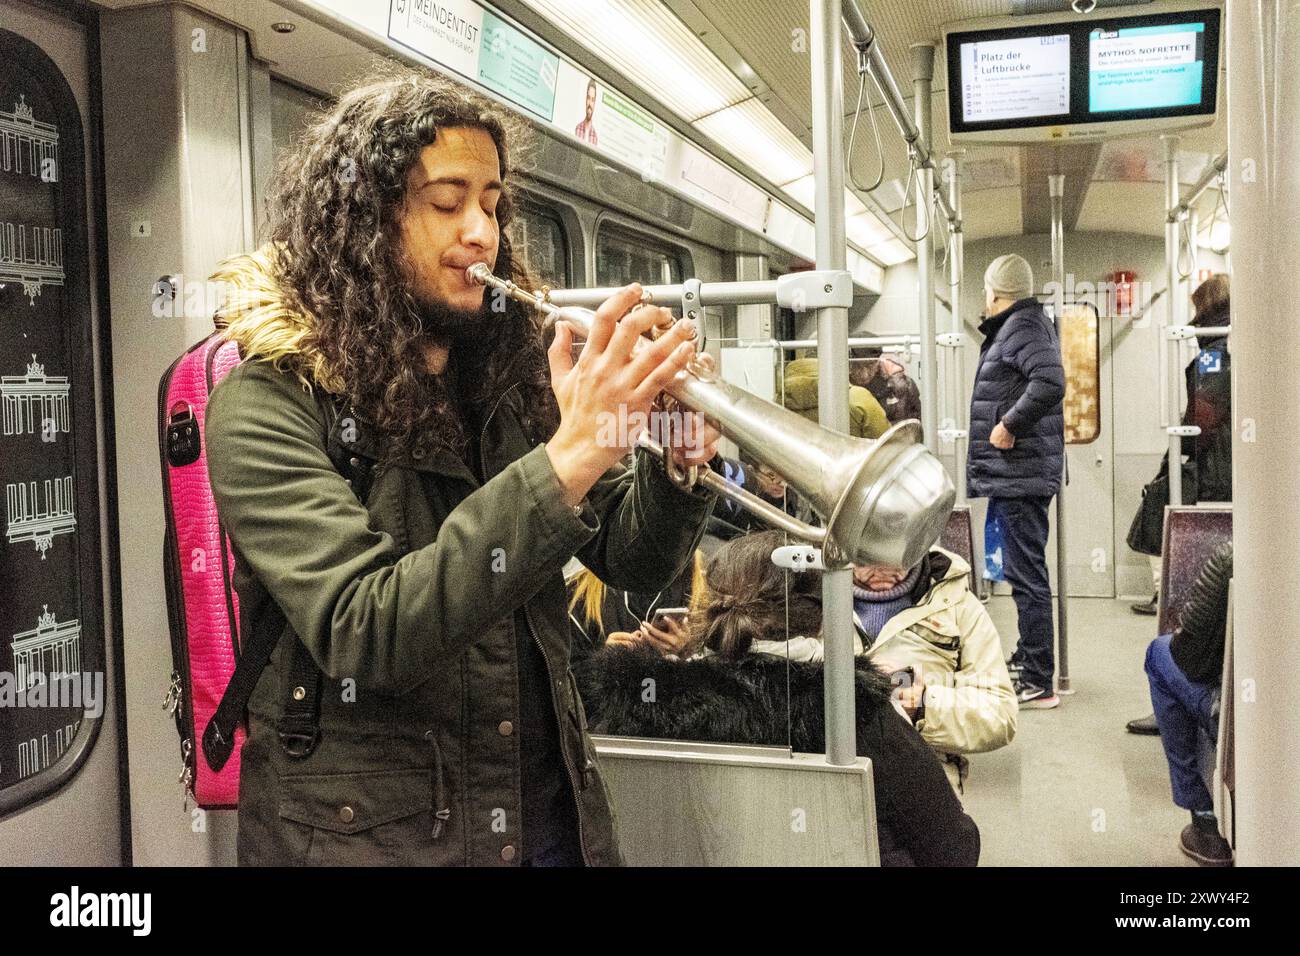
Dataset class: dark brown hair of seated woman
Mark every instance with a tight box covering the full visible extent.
[1191,272,1229,327]
[697,529,823,662]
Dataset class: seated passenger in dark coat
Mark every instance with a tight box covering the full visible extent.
[1144,540,1234,866]
[574,530,981,867]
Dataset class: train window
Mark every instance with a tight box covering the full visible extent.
[1058,301,1101,444]
[595,224,683,286]
[513,202,569,287]
[0,30,108,812]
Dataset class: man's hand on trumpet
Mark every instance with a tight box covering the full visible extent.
[655,352,721,470]
[545,283,714,507]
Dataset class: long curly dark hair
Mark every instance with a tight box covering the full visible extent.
[265,67,557,459]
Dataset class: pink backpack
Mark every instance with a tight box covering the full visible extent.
[159,333,366,809]
[158,333,246,808]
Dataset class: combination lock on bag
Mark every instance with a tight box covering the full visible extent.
[166,401,202,467]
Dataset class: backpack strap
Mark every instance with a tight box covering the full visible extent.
[201,593,284,770]
[201,391,372,771]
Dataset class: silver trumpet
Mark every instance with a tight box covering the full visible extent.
[467,264,954,570]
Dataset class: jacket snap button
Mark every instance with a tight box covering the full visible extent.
[412,447,426,460]
[498,720,514,737]
[349,456,361,468]
[339,805,355,824]
[501,844,517,862]
[292,686,306,701]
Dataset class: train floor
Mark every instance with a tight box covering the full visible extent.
[963,595,1197,867]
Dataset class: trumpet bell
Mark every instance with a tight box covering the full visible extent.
[823,421,956,570]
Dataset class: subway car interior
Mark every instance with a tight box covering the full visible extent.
[0,0,1296,879]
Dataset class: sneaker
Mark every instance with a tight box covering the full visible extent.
[1179,823,1233,866]
[1131,593,1159,616]
[1014,678,1060,709]
[1126,713,1160,735]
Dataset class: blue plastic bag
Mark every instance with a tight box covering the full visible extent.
[984,505,1006,582]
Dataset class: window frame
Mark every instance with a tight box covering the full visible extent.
[512,194,572,288]
[1052,298,1103,446]
[0,25,110,819]
[593,216,690,289]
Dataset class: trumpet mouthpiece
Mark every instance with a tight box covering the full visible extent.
[466,263,492,285]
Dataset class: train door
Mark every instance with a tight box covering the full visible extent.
[1047,301,1117,598]
[0,0,124,864]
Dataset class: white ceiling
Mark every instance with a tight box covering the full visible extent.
[684,0,1228,241]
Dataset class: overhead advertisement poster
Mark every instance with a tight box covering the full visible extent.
[478,11,559,121]
[388,0,558,121]
[552,62,671,182]
[596,86,670,181]
[388,0,483,84]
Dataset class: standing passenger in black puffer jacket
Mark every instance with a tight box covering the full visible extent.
[967,254,1066,710]
[573,531,980,867]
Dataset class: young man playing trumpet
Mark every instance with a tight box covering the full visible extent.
[206,68,718,866]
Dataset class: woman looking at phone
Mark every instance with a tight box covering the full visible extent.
[567,553,705,660]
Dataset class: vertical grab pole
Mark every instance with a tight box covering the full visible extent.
[1163,134,1184,508]
[810,0,855,766]
[1049,173,1070,693]
[911,43,940,457]
[948,149,967,503]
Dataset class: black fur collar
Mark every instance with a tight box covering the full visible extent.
[574,645,895,754]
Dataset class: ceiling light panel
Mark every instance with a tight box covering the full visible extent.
[868,237,915,266]
[780,176,870,221]
[520,0,752,121]
[847,212,897,248]
[693,98,812,187]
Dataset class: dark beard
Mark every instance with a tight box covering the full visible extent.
[415,294,495,352]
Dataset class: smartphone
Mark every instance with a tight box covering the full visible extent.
[649,607,689,629]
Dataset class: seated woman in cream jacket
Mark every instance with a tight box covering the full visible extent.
[853,546,1018,792]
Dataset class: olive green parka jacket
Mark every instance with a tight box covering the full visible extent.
[204,252,715,866]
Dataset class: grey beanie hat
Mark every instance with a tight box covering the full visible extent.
[984,254,1034,301]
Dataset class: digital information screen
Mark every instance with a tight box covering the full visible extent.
[1089,21,1207,113]
[946,7,1220,141]
[960,34,1070,123]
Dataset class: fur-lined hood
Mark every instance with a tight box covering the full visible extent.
[210,247,345,396]
[574,644,895,751]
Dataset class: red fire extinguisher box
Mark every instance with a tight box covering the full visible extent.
[1110,271,1136,317]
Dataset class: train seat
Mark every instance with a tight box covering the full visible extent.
[1156,505,1232,636]
[940,504,979,590]
[1155,505,1233,842]
[591,736,880,865]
